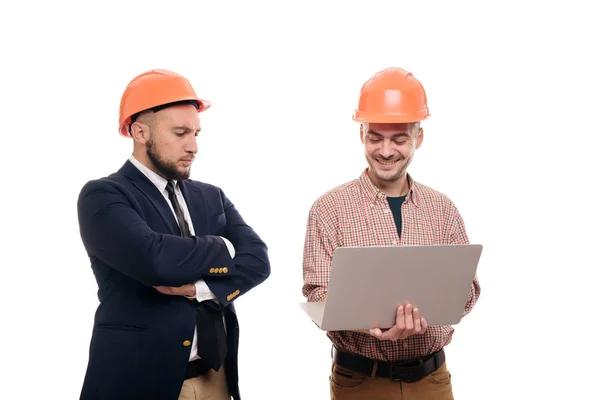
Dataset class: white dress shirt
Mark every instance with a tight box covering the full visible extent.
[128,155,234,362]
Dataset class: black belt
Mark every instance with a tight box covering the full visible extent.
[333,347,445,383]
[185,358,211,380]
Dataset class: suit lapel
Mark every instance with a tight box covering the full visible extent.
[118,161,181,236]
[179,180,208,236]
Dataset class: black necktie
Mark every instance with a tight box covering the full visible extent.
[165,181,227,371]
[165,181,191,237]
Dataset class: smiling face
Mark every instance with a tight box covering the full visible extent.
[361,122,423,194]
[131,104,201,180]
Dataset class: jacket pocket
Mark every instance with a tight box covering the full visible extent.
[96,323,148,332]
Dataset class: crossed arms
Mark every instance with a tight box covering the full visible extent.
[77,179,270,306]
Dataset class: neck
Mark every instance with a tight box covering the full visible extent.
[367,168,409,197]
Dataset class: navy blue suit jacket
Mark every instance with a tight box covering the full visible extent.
[77,160,270,399]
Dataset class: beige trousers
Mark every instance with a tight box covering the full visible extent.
[330,361,454,400]
[178,365,231,400]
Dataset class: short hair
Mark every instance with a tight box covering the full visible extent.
[129,100,199,133]
[362,121,421,135]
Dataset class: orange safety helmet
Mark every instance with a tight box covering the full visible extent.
[352,67,429,123]
[118,69,211,137]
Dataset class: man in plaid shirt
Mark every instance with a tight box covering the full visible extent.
[302,67,481,400]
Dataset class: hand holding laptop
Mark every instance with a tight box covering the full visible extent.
[320,296,428,341]
[369,303,428,341]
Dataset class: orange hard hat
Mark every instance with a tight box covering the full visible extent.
[118,69,211,137]
[352,67,429,123]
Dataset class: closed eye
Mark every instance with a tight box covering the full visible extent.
[173,126,201,136]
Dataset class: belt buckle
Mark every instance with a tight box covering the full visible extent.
[389,359,424,382]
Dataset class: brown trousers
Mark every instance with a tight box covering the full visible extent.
[178,366,231,400]
[330,361,454,400]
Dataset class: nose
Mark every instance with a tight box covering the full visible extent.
[186,135,198,154]
[379,139,394,158]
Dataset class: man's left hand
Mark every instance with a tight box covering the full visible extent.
[153,283,196,298]
[370,303,428,341]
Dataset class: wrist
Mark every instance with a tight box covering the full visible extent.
[185,283,197,298]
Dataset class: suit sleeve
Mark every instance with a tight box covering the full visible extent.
[201,189,271,306]
[77,179,232,287]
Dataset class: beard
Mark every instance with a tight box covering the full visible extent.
[146,137,191,181]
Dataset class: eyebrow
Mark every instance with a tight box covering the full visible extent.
[367,130,410,138]
[173,126,201,133]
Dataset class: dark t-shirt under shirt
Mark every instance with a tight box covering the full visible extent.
[386,195,407,238]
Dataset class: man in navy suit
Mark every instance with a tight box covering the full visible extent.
[77,69,270,399]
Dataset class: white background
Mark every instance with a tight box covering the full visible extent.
[1,1,599,399]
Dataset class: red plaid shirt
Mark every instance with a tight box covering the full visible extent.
[302,169,481,362]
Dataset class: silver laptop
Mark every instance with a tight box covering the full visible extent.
[299,244,482,331]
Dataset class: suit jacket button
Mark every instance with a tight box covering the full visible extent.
[222,267,228,273]
[209,268,215,273]
[183,340,191,347]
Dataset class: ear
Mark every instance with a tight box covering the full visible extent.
[415,127,424,149]
[130,121,150,145]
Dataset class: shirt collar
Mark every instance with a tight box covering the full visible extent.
[358,168,421,207]
[128,155,176,194]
